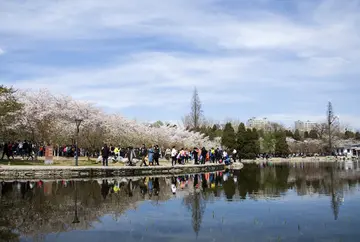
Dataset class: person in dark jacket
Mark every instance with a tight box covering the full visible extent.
[192,147,199,165]
[154,145,160,166]
[139,144,148,167]
[101,144,110,166]
[1,142,9,160]
[201,147,207,164]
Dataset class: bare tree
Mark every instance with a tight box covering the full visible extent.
[326,102,340,154]
[183,87,203,130]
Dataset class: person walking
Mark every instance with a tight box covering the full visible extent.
[148,146,154,166]
[154,145,160,166]
[171,146,177,166]
[192,147,199,164]
[139,144,148,167]
[101,144,110,166]
[1,142,9,160]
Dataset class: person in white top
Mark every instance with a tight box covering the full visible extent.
[171,146,177,166]
[232,149,237,163]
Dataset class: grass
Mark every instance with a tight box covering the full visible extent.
[0,156,174,166]
[1,156,102,166]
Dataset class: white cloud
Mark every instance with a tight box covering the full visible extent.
[1,0,360,128]
[0,48,4,55]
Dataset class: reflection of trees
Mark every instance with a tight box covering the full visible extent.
[1,164,359,240]
[223,176,236,200]
[0,178,173,241]
[183,190,206,237]
[235,162,359,220]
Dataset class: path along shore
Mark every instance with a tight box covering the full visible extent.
[0,163,230,180]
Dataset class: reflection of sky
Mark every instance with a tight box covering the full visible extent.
[38,186,360,242]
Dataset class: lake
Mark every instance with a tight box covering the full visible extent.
[1,161,360,242]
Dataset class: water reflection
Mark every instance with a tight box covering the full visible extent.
[0,161,360,241]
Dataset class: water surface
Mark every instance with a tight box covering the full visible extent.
[1,161,360,242]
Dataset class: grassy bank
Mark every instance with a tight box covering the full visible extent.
[0,157,174,166]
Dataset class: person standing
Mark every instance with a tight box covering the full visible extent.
[148,146,154,166]
[139,144,148,167]
[1,142,9,160]
[101,144,110,166]
[192,147,199,165]
[126,146,137,166]
[171,146,177,166]
[201,147,207,165]
[210,148,216,163]
[232,149,237,163]
[154,145,160,166]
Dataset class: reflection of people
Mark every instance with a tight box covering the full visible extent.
[127,179,133,197]
[171,176,177,194]
[101,180,110,200]
[171,184,176,194]
[154,178,160,196]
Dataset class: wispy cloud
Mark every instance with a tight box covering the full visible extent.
[0,0,359,128]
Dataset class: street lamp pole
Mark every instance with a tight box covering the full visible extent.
[72,181,80,224]
[75,119,83,166]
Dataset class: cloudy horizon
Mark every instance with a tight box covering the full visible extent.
[1,0,359,129]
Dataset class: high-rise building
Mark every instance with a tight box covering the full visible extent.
[294,120,317,132]
[247,117,269,130]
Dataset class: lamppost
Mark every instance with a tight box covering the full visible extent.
[72,181,80,224]
[75,119,83,166]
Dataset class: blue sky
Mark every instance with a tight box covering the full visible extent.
[1,0,360,129]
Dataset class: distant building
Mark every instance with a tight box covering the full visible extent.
[294,120,317,132]
[247,117,269,130]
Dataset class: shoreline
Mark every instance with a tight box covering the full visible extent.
[0,163,227,180]
[241,156,359,164]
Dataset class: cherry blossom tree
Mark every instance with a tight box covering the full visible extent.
[8,88,219,156]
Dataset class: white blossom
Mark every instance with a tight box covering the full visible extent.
[13,89,220,149]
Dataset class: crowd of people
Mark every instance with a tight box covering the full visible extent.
[1,140,237,168]
[99,144,237,167]
[0,140,35,161]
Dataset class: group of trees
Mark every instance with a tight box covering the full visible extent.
[286,129,320,141]
[183,89,359,158]
[0,85,219,158]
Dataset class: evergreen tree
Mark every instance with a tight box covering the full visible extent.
[221,122,236,150]
[242,129,254,159]
[293,129,301,141]
[275,131,289,157]
[309,129,318,139]
[0,85,23,139]
[240,128,259,159]
[235,123,246,160]
[257,129,265,138]
[252,128,260,156]
[261,132,275,154]
[208,124,218,141]
[344,130,355,139]
[355,132,360,141]
[304,131,309,139]
[285,130,294,138]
